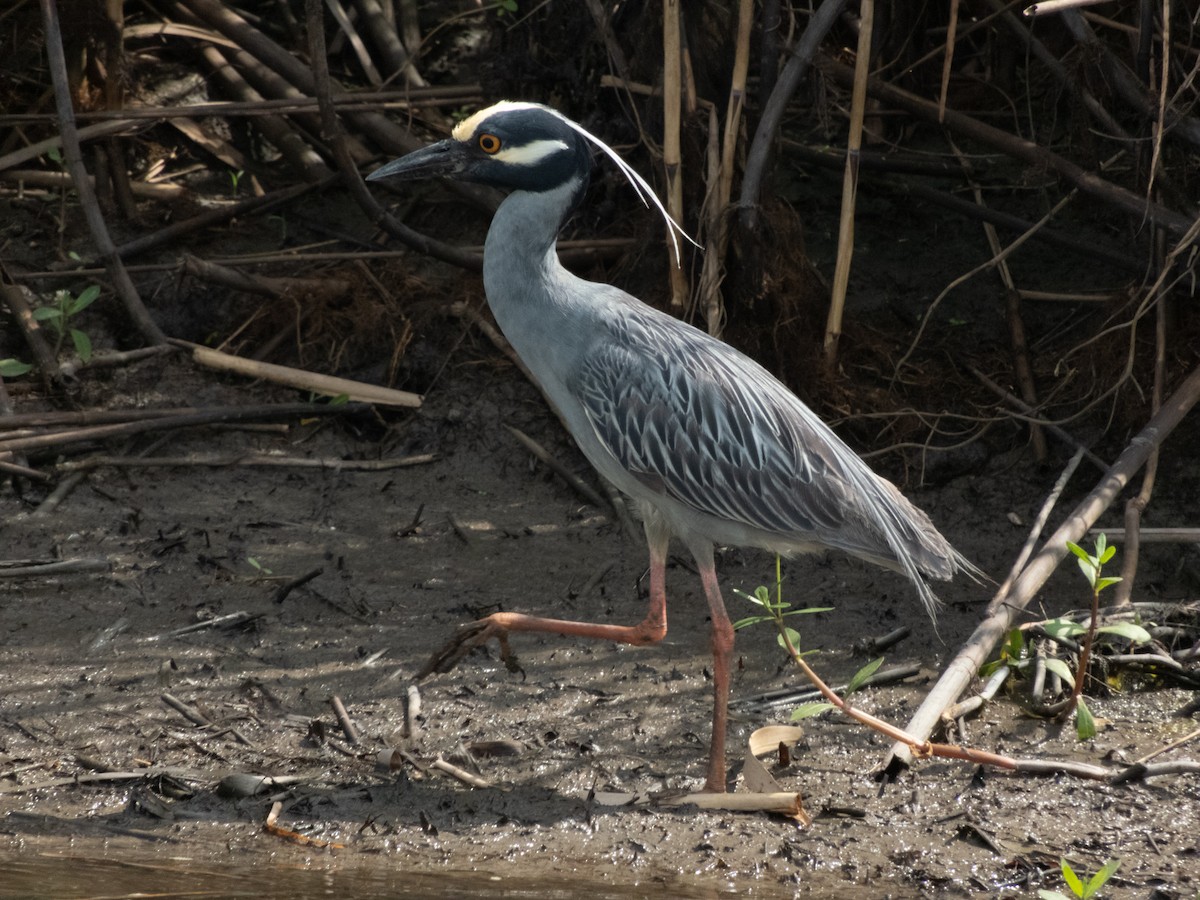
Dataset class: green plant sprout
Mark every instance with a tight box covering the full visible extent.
[983,535,1149,740]
[1062,534,1128,739]
[229,168,244,195]
[247,557,273,576]
[733,557,881,721]
[1038,856,1120,900]
[34,284,98,363]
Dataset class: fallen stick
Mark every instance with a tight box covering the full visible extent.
[161,693,212,727]
[0,401,368,454]
[504,424,608,511]
[886,359,1200,773]
[0,558,111,578]
[56,451,436,472]
[329,695,360,746]
[0,169,184,198]
[144,610,253,641]
[183,341,422,408]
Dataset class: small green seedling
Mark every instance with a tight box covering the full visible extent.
[34,284,98,363]
[1037,857,1120,900]
[733,556,879,720]
[247,557,273,576]
[229,168,244,196]
[732,555,832,653]
[1063,534,1128,739]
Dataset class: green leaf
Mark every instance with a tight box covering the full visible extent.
[71,328,92,363]
[1002,628,1026,660]
[1075,556,1098,585]
[1094,576,1122,593]
[69,284,100,314]
[48,147,62,164]
[1037,892,1069,900]
[32,306,60,322]
[1084,859,1120,897]
[790,702,834,720]
[846,656,885,694]
[1095,622,1150,644]
[1041,618,1087,640]
[1061,859,1084,897]
[1065,541,1091,563]
[1098,544,1116,565]
[732,615,771,631]
[776,626,801,652]
[734,586,769,609]
[780,606,834,618]
[0,358,34,377]
[753,585,770,605]
[1075,697,1096,741]
[1042,657,1076,687]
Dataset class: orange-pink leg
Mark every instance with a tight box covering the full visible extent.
[694,546,735,793]
[419,525,669,678]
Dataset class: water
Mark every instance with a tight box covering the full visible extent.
[0,852,753,899]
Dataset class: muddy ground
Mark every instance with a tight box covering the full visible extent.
[2,159,1200,899]
[2,351,1199,898]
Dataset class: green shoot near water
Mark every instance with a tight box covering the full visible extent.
[733,557,882,721]
[1037,857,1120,900]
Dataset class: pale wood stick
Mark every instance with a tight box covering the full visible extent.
[0,169,183,198]
[56,452,435,472]
[329,695,360,746]
[886,359,1200,773]
[184,342,421,408]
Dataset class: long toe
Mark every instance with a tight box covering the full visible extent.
[417,619,498,678]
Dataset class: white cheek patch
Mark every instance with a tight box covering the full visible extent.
[493,139,569,166]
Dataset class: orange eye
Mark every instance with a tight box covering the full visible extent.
[478,133,502,154]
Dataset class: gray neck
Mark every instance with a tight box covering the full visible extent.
[481,179,588,393]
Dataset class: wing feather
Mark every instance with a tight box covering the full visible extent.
[569,300,957,594]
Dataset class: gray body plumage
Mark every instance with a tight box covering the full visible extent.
[484,180,969,616]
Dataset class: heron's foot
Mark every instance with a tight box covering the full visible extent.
[417,616,523,680]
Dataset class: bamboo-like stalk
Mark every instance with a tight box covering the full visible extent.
[823,0,874,372]
[938,0,960,122]
[695,0,754,337]
[661,0,688,310]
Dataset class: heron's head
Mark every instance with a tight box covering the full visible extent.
[367,101,592,195]
[368,101,693,260]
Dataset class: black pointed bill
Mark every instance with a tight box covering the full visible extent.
[366,139,466,183]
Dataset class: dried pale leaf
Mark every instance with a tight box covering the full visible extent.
[744,725,804,794]
[741,725,809,824]
[376,748,411,773]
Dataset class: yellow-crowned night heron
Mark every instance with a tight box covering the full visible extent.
[368,101,976,793]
